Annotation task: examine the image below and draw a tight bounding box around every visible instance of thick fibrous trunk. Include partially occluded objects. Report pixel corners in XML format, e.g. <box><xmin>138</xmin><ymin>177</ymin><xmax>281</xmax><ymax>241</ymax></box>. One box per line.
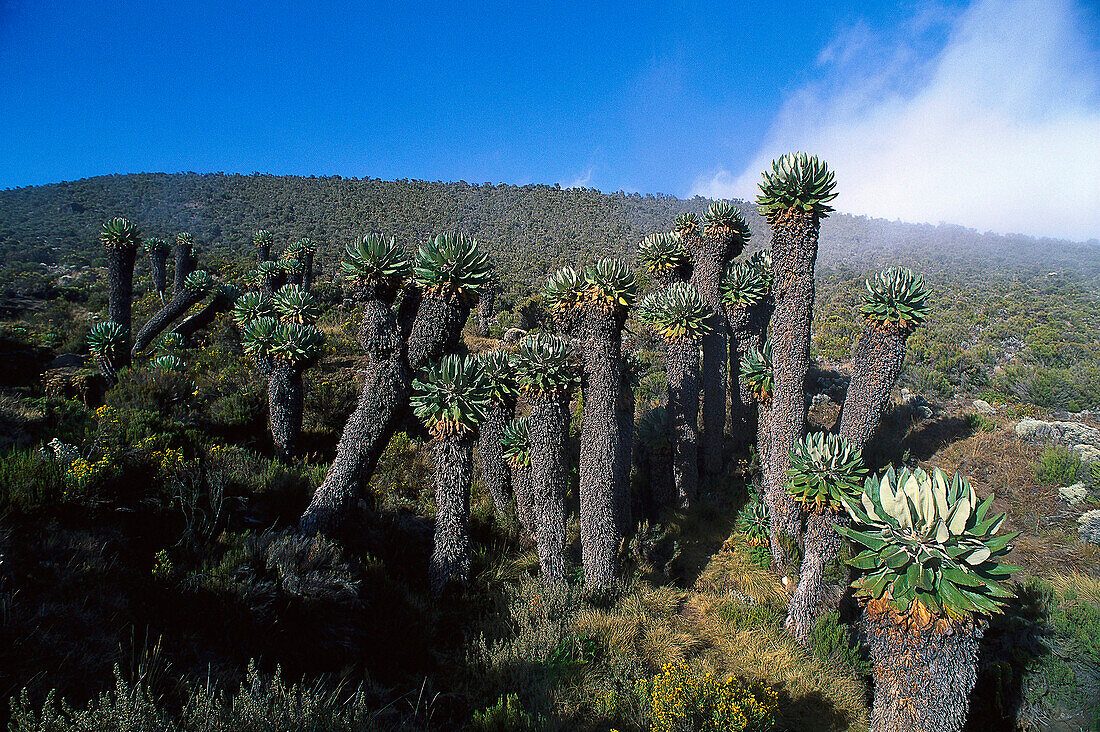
<box><xmin>172</xmin><ymin>242</ymin><xmax>194</xmax><ymax>292</ymax></box>
<box><xmin>172</xmin><ymin>291</ymin><xmax>232</xmax><ymax>343</ymax></box>
<box><xmin>528</xmin><ymin>396</ymin><xmax>571</xmax><ymax>584</ymax></box>
<box><xmin>300</xmin><ymin>293</ymin><xmax>472</xmax><ymax>535</ymax></box>
<box><xmin>302</xmin><ymin>252</ymin><xmax>314</xmax><ymax>291</ymax></box>
<box><xmin>758</xmin><ymin>401</ymin><xmax>799</xmax><ymax>569</ymax></box>
<box><xmin>839</xmin><ymin>325</ymin><xmax>911</xmax><ymax>450</ymax></box>
<box><xmin>863</xmin><ymin>609</ymin><xmax>985</xmax><ymax>732</ymax></box>
<box><xmin>666</xmin><ymin>337</ymin><xmax>701</xmax><ymax>508</ymax></box>
<box><xmin>132</xmin><ymin>287</ymin><xmax>206</xmax><ymax>356</ymax></box>
<box><xmin>687</xmin><ymin>233</ymin><xmax>733</xmax><ymax>477</ymax></box>
<box><xmin>268</xmin><ymin>363</ymin><xmax>303</xmax><ymax>461</ymax></box>
<box><xmin>766</xmin><ymin>210</ymin><xmax>819</xmax><ymax>553</ymax></box>
<box><xmin>479</xmin><ymin>401</ymin><xmax>514</xmax><ymax>519</ymax></box>
<box><xmin>614</xmin><ymin>371</ymin><xmax>635</xmax><ymax>535</ymax></box>
<box><xmin>430</xmin><ymin>435</ymin><xmax>473</xmax><ymax>594</ymax></box>
<box><xmin>726</xmin><ymin>306</ymin><xmax>753</xmax><ymax>452</ymax></box>
<box><xmin>106</xmin><ymin>247</ymin><xmax>137</xmax><ymax>368</ymax></box>
<box><xmin>148</xmin><ymin>250</ymin><xmax>168</xmax><ymax>303</ymax></box>
<box><xmin>579</xmin><ymin>307</ymin><xmax>628</xmax><ymax>591</ymax></box>
<box><xmin>476</xmin><ymin>289</ymin><xmax>495</xmax><ymax>337</ymax></box>
<box><xmin>786</xmin><ymin>508</ymin><xmax>847</xmax><ymax>643</ymax></box>
<box><xmin>95</xmin><ymin>355</ymin><xmax>118</xmax><ymax>384</ymax></box>
<box><xmin>510</xmin><ymin>463</ymin><xmax>537</xmax><ymax>540</ymax></box>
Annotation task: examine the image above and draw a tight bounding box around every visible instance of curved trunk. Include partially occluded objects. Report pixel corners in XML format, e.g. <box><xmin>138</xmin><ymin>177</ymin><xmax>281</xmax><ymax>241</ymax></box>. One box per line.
<box><xmin>106</xmin><ymin>247</ymin><xmax>137</xmax><ymax>369</ymax></box>
<box><xmin>300</xmin><ymin>293</ymin><xmax>470</xmax><ymax>535</ymax></box>
<box><xmin>95</xmin><ymin>354</ymin><xmax>118</xmax><ymax>384</ymax></box>
<box><xmin>786</xmin><ymin>508</ymin><xmax>847</xmax><ymax>643</ymax></box>
<box><xmin>132</xmin><ymin>287</ymin><xmax>206</xmax><ymax>356</ymax></box>
<box><xmin>147</xmin><ymin>250</ymin><xmax>168</xmax><ymax>303</ymax></box>
<box><xmin>302</xmin><ymin>252</ymin><xmax>314</xmax><ymax>292</ymax></box>
<box><xmin>839</xmin><ymin>324</ymin><xmax>911</xmax><ymax>450</ymax></box>
<box><xmin>666</xmin><ymin>337</ymin><xmax>701</xmax><ymax>508</ymax></box>
<box><xmin>766</xmin><ymin>210</ymin><xmax>819</xmax><ymax>551</ymax></box>
<box><xmin>268</xmin><ymin>362</ymin><xmax>303</xmax><ymax>461</ymax></box>
<box><xmin>510</xmin><ymin>462</ymin><xmax>537</xmax><ymax>540</ymax></box>
<box><xmin>863</xmin><ymin>608</ymin><xmax>985</xmax><ymax>732</ymax></box>
<box><xmin>172</xmin><ymin>241</ymin><xmax>195</xmax><ymax>292</ymax></box>
<box><xmin>528</xmin><ymin>395</ymin><xmax>571</xmax><ymax>584</ymax></box>
<box><xmin>579</xmin><ymin>307</ymin><xmax>627</xmax><ymax>591</ymax></box>
<box><xmin>478</xmin><ymin>401</ymin><xmax>514</xmax><ymax>519</ymax></box>
<box><xmin>172</xmin><ymin>291</ymin><xmax>232</xmax><ymax>343</ymax></box>
<box><xmin>687</xmin><ymin>233</ymin><xmax>731</xmax><ymax>478</ymax></box>
<box><xmin>430</xmin><ymin>434</ymin><xmax>474</xmax><ymax>594</ymax></box>
<box><xmin>476</xmin><ymin>289</ymin><xmax>495</xmax><ymax>337</ymax></box>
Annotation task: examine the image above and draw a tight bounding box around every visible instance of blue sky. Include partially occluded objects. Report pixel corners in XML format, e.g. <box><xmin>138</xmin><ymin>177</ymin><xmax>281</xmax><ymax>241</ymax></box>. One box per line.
<box><xmin>1</xmin><ymin>0</ymin><xmax>1098</xmax><ymax>240</ymax></box>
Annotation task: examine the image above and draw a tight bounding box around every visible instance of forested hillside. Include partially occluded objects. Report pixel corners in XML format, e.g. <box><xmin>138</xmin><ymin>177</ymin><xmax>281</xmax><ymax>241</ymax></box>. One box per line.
<box><xmin>2</xmin><ymin>173</ymin><xmax>1098</xmax><ymax>411</ymax></box>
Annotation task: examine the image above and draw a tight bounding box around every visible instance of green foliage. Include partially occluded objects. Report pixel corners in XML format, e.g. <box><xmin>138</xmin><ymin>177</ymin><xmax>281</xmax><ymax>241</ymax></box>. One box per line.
<box><xmin>720</xmin><ymin>261</ymin><xmax>768</xmax><ymax>309</ymax></box>
<box><xmin>477</xmin><ymin>349</ymin><xmax>517</xmax><ymax>404</ymax></box>
<box><xmin>240</xmin><ymin>317</ymin><xmax>280</xmax><ymax>360</ymax></box>
<box><xmin>1033</xmin><ymin>444</ymin><xmax>1082</xmax><ymax>486</ymax></box>
<box><xmin>142</xmin><ymin>236</ymin><xmax>170</xmax><ymax>254</ymax></box>
<box><xmin>0</xmin><ymin>448</ymin><xmax>66</xmax><ymax>513</ymax></box>
<box><xmin>638</xmin><ymin>232</ymin><xmax>688</xmax><ymax>276</ymax></box>
<box><xmin>469</xmin><ymin>694</ymin><xmax>536</xmax><ymax>731</ymax></box>
<box><xmin>837</xmin><ymin>467</ymin><xmax>1019</xmax><ymax>619</ymax></box>
<box><xmin>150</xmin><ymin>354</ymin><xmax>184</xmax><ymax>372</ymax></box>
<box><xmin>674</xmin><ymin>212</ymin><xmax>700</xmax><ymax>236</ymax></box>
<box><xmin>860</xmin><ymin>267</ymin><xmax>931</xmax><ymax>330</ymax></box>
<box><xmin>231</xmin><ymin>291</ymin><xmax>276</xmax><ymax>326</ymax></box>
<box><xmin>183</xmin><ymin>270</ymin><xmax>214</xmax><ymax>293</ymax></box>
<box><xmin>641</xmin><ymin>659</ymin><xmax>777</xmax><ymax>732</ymax></box>
<box><xmin>175</xmin><ymin>231</ymin><xmax>193</xmax><ymax>246</ymax></box>
<box><xmin>635</xmin><ymin>407</ymin><xmax>669</xmax><ymax>453</ymax></box>
<box><xmin>296</xmin><ymin>237</ymin><xmax>316</xmax><ymax>255</ymax></box>
<box><xmin>340</xmin><ymin>233</ymin><xmax>409</xmax><ymax>297</ymax></box>
<box><xmin>785</xmin><ymin>432</ymin><xmax>866</xmax><ymax>510</ymax></box>
<box><xmin>703</xmin><ymin>200</ymin><xmax>750</xmax><ymax>242</ymax></box>
<box><xmin>412</xmin><ymin>232</ymin><xmax>492</xmax><ymax>303</ymax></box>
<box><xmin>410</xmin><ymin>354</ymin><xmax>492</xmax><ymax>439</ymax></box>
<box><xmin>583</xmin><ymin>257</ymin><xmax>636</xmax><ymax>309</ymax></box>
<box><xmin>100</xmin><ymin>217</ymin><xmax>142</xmax><ymax>250</ymax></box>
<box><xmin>86</xmin><ymin>321</ymin><xmax>127</xmax><ymax>360</ymax></box>
<box><xmin>271</xmin><ymin>323</ymin><xmax>325</xmax><ymax>367</ymax></box>
<box><xmin>734</xmin><ymin>497</ymin><xmax>769</xmax><ymax>548</ymax></box>
<box><xmin>281</xmin><ymin>239</ymin><xmax>304</xmax><ymax>262</ymax></box>
<box><xmin>637</xmin><ymin>282</ymin><xmax>712</xmax><ymax>341</ymax></box>
<box><xmin>512</xmin><ymin>333</ymin><xmax>578</xmax><ymax>397</ymax></box>
<box><xmin>808</xmin><ymin>613</ymin><xmax>871</xmax><ymax>675</ymax></box>
<box><xmin>252</xmin><ymin>228</ymin><xmax>272</xmax><ymax>247</ymax></box>
<box><xmin>272</xmin><ymin>283</ymin><xmax>321</xmax><ymax>325</ymax></box>
<box><xmin>755</xmin><ymin>152</ymin><xmax>838</xmax><ymax>221</ymax></box>
<box><xmin>965</xmin><ymin>413</ymin><xmax>997</xmax><ymax>433</ymax></box>
<box><xmin>746</xmin><ymin>250</ymin><xmax>772</xmax><ymax>289</ymax></box>
<box><xmin>740</xmin><ymin>341</ymin><xmax>772</xmax><ymax>402</ymax></box>
<box><xmin>501</xmin><ymin>417</ymin><xmax>531</xmax><ymax>468</ymax></box>
<box><xmin>278</xmin><ymin>257</ymin><xmax>303</xmax><ymax>276</ymax></box>
<box><xmin>543</xmin><ymin>265</ymin><xmax>583</xmax><ymax>311</ymax></box>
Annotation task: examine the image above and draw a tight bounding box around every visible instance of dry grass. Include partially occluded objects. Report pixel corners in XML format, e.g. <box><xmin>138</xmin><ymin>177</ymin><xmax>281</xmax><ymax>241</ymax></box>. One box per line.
<box><xmin>1047</xmin><ymin>571</ymin><xmax>1100</xmax><ymax>608</ymax></box>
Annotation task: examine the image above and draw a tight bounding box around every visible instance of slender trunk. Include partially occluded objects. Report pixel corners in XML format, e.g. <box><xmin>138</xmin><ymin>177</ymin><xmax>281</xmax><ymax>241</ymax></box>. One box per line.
<box><xmin>300</xmin><ymin>293</ymin><xmax>471</xmax><ymax>535</ymax></box>
<box><xmin>148</xmin><ymin>250</ymin><xmax>168</xmax><ymax>303</ymax></box>
<box><xmin>479</xmin><ymin>401</ymin><xmax>514</xmax><ymax>520</ymax></box>
<box><xmin>528</xmin><ymin>395</ymin><xmax>571</xmax><ymax>584</ymax></box>
<box><xmin>430</xmin><ymin>435</ymin><xmax>473</xmax><ymax>594</ymax></box>
<box><xmin>172</xmin><ymin>291</ymin><xmax>232</xmax><ymax>343</ymax></box>
<box><xmin>131</xmin><ymin>287</ymin><xmax>207</xmax><ymax>356</ymax></box>
<box><xmin>838</xmin><ymin>325</ymin><xmax>911</xmax><ymax>450</ymax></box>
<box><xmin>302</xmin><ymin>252</ymin><xmax>314</xmax><ymax>292</ymax></box>
<box><xmin>172</xmin><ymin>241</ymin><xmax>194</xmax><ymax>292</ymax></box>
<box><xmin>688</xmin><ymin>236</ymin><xmax>728</xmax><ymax>478</ymax></box>
<box><xmin>476</xmin><ymin>289</ymin><xmax>495</xmax><ymax>337</ymax></box>
<box><xmin>268</xmin><ymin>363</ymin><xmax>303</xmax><ymax>461</ymax></box>
<box><xmin>95</xmin><ymin>355</ymin><xmax>118</xmax><ymax>385</ymax></box>
<box><xmin>863</xmin><ymin>608</ymin><xmax>985</xmax><ymax>732</ymax></box>
<box><xmin>579</xmin><ymin>307</ymin><xmax>627</xmax><ymax>591</ymax></box>
<box><xmin>726</xmin><ymin>305</ymin><xmax>752</xmax><ymax>453</ymax></box>
<box><xmin>666</xmin><ymin>337</ymin><xmax>701</xmax><ymax>508</ymax></box>
<box><xmin>766</xmin><ymin>211</ymin><xmax>819</xmax><ymax>551</ymax></box>
<box><xmin>257</xmin><ymin>244</ymin><xmax>270</xmax><ymax>266</ymax></box>
<box><xmin>786</xmin><ymin>508</ymin><xmax>847</xmax><ymax>643</ymax></box>
<box><xmin>510</xmin><ymin>462</ymin><xmax>537</xmax><ymax>540</ymax></box>
<box><xmin>106</xmin><ymin>247</ymin><xmax>137</xmax><ymax>369</ymax></box>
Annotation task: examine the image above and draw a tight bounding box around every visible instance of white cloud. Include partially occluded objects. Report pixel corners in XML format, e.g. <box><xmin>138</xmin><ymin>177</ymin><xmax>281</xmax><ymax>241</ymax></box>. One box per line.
<box><xmin>693</xmin><ymin>0</ymin><xmax>1100</xmax><ymax>241</ymax></box>
<box><xmin>566</xmin><ymin>166</ymin><xmax>595</xmax><ymax>189</ymax></box>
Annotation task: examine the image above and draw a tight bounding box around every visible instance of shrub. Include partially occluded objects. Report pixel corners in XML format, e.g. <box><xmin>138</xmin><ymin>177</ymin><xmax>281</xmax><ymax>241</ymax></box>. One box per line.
<box><xmin>1034</xmin><ymin>444</ymin><xmax>1082</xmax><ymax>486</ymax></box>
<box><xmin>469</xmin><ymin>693</ymin><xmax>536</xmax><ymax>731</ymax></box>
<box><xmin>640</xmin><ymin>659</ymin><xmax>777</xmax><ymax>732</ymax></box>
<box><xmin>965</xmin><ymin>413</ymin><xmax>997</xmax><ymax>433</ymax></box>
<box><xmin>807</xmin><ymin>613</ymin><xmax>870</xmax><ymax>675</ymax></box>
<box><xmin>0</xmin><ymin>448</ymin><xmax>65</xmax><ymax>512</ymax></box>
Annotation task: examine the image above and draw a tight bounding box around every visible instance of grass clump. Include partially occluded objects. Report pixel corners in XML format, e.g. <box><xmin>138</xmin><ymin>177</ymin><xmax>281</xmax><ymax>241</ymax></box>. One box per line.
<box><xmin>1034</xmin><ymin>444</ymin><xmax>1082</xmax><ymax>486</ymax></box>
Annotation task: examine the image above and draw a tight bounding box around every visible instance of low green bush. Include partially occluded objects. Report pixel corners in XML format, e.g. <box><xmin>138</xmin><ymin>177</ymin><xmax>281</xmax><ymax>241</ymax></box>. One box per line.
<box><xmin>1034</xmin><ymin>444</ymin><xmax>1082</xmax><ymax>486</ymax></box>
<box><xmin>0</xmin><ymin>448</ymin><xmax>65</xmax><ymax>512</ymax></box>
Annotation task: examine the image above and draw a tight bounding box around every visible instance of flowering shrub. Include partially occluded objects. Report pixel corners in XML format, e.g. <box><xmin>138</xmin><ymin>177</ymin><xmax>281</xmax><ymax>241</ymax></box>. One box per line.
<box><xmin>640</xmin><ymin>660</ymin><xmax>776</xmax><ymax>732</ymax></box>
